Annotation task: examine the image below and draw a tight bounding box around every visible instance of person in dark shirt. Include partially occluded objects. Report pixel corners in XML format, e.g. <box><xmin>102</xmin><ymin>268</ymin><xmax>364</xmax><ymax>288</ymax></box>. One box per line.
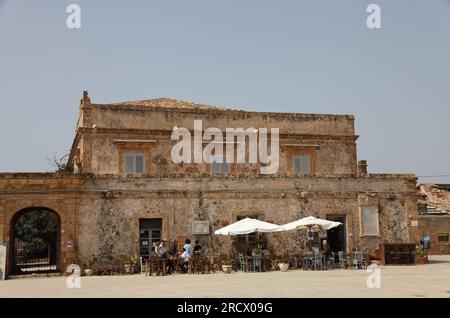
<box><xmin>194</xmin><ymin>240</ymin><xmax>202</xmax><ymax>254</ymax></box>
<box><xmin>165</xmin><ymin>250</ymin><xmax>175</xmax><ymax>275</ymax></box>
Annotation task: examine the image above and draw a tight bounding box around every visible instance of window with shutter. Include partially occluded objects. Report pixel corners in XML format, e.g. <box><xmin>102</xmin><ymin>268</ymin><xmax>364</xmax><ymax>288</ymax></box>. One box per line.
<box><xmin>211</xmin><ymin>155</ymin><xmax>231</xmax><ymax>174</ymax></box>
<box><xmin>292</xmin><ymin>155</ymin><xmax>311</xmax><ymax>173</ymax></box>
<box><xmin>124</xmin><ymin>153</ymin><xmax>146</xmax><ymax>174</ymax></box>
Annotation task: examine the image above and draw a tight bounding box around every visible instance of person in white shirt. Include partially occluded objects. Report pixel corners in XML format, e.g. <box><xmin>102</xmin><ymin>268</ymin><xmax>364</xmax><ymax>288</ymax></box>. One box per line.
<box><xmin>183</xmin><ymin>238</ymin><xmax>194</xmax><ymax>258</ymax></box>
<box><xmin>180</xmin><ymin>248</ymin><xmax>191</xmax><ymax>273</ymax></box>
<box><xmin>156</xmin><ymin>240</ymin><xmax>167</xmax><ymax>257</ymax></box>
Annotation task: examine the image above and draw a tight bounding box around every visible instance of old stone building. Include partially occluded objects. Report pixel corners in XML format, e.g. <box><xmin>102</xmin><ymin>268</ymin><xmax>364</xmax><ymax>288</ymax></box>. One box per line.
<box><xmin>0</xmin><ymin>91</ymin><xmax>420</xmax><ymax>276</ymax></box>
<box><xmin>418</xmin><ymin>184</ymin><xmax>450</xmax><ymax>254</ymax></box>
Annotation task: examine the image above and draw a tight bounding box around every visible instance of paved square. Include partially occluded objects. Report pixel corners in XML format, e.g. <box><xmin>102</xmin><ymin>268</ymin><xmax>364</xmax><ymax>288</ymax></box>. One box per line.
<box><xmin>1</xmin><ymin>256</ymin><xmax>449</xmax><ymax>298</ymax></box>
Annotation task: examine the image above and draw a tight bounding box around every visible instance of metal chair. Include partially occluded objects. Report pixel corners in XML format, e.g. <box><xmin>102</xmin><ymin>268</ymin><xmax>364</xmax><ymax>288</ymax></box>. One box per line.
<box><xmin>191</xmin><ymin>254</ymin><xmax>205</xmax><ymax>274</ymax></box>
<box><xmin>140</xmin><ymin>257</ymin><xmax>147</xmax><ymax>275</ymax></box>
<box><xmin>147</xmin><ymin>256</ymin><xmax>162</xmax><ymax>276</ymax></box>
<box><xmin>96</xmin><ymin>259</ymin><xmax>113</xmax><ymax>276</ymax></box>
<box><xmin>252</xmin><ymin>254</ymin><xmax>262</xmax><ymax>272</ymax></box>
<box><xmin>302</xmin><ymin>255</ymin><xmax>312</xmax><ymax>270</ymax></box>
<box><xmin>337</xmin><ymin>251</ymin><xmax>347</xmax><ymax>269</ymax></box>
<box><xmin>352</xmin><ymin>251</ymin><xmax>364</xmax><ymax>269</ymax></box>
<box><xmin>238</xmin><ymin>253</ymin><xmax>249</xmax><ymax>272</ymax></box>
<box><xmin>326</xmin><ymin>252</ymin><xmax>336</xmax><ymax>269</ymax></box>
<box><xmin>311</xmin><ymin>252</ymin><xmax>323</xmax><ymax>271</ymax></box>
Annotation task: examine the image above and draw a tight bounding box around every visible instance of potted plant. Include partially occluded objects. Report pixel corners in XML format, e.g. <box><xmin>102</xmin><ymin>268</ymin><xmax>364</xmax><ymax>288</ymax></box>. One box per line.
<box><xmin>222</xmin><ymin>259</ymin><xmax>233</xmax><ymax>273</ymax></box>
<box><xmin>368</xmin><ymin>254</ymin><xmax>381</xmax><ymax>265</ymax></box>
<box><xmin>84</xmin><ymin>257</ymin><xmax>96</xmax><ymax>276</ymax></box>
<box><xmin>416</xmin><ymin>247</ymin><xmax>429</xmax><ymax>265</ymax></box>
<box><xmin>252</xmin><ymin>247</ymin><xmax>262</xmax><ymax>256</ymax></box>
<box><xmin>276</xmin><ymin>256</ymin><xmax>290</xmax><ymax>272</ymax></box>
<box><xmin>122</xmin><ymin>255</ymin><xmax>138</xmax><ymax>274</ymax></box>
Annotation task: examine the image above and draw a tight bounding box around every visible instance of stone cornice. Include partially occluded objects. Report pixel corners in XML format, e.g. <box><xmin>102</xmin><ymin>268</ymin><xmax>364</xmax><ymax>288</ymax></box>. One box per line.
<box><xmin>0</xmin><ymin>172</ymin><xmax>416</xmax><ymax>181</ymax></box>
<box><xmin>75</xmin><ymin>127</ymin><xmax>359</xmax><ymax>142</ymax></box>
<box><xmin>91</xmin><ymin>103</ymin><xmax>355</xmax><ymax>121</ymax></box>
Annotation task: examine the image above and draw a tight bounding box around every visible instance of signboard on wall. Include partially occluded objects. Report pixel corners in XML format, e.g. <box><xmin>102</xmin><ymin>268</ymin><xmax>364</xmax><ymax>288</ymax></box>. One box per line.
<box><xmin>0</xmin><ymin>243</ymin><xmax>6</xmax><ymax>281</ymax></box>
<box><xmin>192</xmin><ymin>221</ymin><xmax>210</xmax><ymax>235</ymax></box>
<box><xmin>360</xmin><ymin>206</ymin><xmax>380</xmax><ymax>236</ymax></box>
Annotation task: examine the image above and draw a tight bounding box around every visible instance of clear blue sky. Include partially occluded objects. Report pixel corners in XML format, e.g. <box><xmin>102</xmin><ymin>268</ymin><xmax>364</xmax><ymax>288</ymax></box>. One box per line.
<box><xmin>1</xmin><ymin>0</ymin><xmax>449</xmax><ymax>183</ymax></box>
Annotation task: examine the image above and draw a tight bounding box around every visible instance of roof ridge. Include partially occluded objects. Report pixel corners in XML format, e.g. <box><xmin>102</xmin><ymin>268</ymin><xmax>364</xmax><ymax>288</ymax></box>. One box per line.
<box><xmin>111</xmin><ymin>97</ymin><xmax>236</xmax><ymax>110</ymax></box>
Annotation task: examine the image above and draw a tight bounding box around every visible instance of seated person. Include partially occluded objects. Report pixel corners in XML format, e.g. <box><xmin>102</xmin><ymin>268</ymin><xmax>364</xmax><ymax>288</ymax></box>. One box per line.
<box><xmin>304</xmin><ymin>242</ymin><xmax>314</xmax><ymax>256</ymax></box>
<box><xmin>149</xmin><ymin>242</ymin><xmax>159</xmax><ymax>257</ymax></box>
<box><xmin>156</xmin><ymin>240</ymin><xmax>168</xmax><ymax>258</ymax></box>
<box><xmin>322</xmin><ymin>242</ymin><xmax>331</xmax><ymax>259</ymax></box>
<box><xmin>165</xmin><ymin>251</ymin><xmax>175</xmax><ymax>275</ymax></box>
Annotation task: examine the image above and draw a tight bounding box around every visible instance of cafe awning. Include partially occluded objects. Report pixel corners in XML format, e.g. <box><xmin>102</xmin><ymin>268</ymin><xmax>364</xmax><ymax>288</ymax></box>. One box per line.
<box><xmin>280</xmin><ymin>216</ymin><xmax>342</xmax><ymax>231</ymax></box>
<box><xmin>214</xmin><ymin>217</ymin><xmax>282</xmax><ymax>235</ymax></box>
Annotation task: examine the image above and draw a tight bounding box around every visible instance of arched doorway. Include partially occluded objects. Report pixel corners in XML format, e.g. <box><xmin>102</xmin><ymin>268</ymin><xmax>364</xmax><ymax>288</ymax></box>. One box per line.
<box><xmin>9</xmin><ymin>208</ymin><xmax>61</xmax><ymax>275</ymax></box>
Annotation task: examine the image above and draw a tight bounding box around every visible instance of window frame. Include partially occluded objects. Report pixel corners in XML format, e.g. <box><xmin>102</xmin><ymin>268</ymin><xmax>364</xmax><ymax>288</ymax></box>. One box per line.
<box><xmin>284</xmin><ymin>146</ymin><xmax>317</xmax><ymax>175</ymax></box>
<box><xmin>124</xmin><ymin>152</ymin><xmax>147</xmax><ymax>174</ymax></box>
<box><xmin>210</xmin><ymin>154</ymin><xmax>232</xmax><ymax>174</ymax></box>
<box><xmin>116</xmin><ymin>142</ymin><xmax>152</xmax><ymax>176</ymax></box>
<box><xmin>438</xmin><ymin>233</ymin><xmax>449</xmax><ymax>243</ymax></box>
<box><xmin>292</xmin><ymin>155</ymin><xmax>312</xmax><ymax>174</ymax></box>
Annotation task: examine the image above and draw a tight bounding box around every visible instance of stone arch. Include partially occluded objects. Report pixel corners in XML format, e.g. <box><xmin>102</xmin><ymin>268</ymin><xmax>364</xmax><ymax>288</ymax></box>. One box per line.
<box><xmin>8</xmin><ymin>207</ymin><xmax>61</xmax><ymax>275</ymax></box>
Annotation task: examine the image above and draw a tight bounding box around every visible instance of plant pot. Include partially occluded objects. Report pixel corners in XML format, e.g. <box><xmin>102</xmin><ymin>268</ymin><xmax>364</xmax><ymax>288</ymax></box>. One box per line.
<box><xmin>370</xmin><ymin>260</ymin><xmax>381</xmax><ymax>266</ymax></box>
<box><xmin>124</xmin><ymin>264</ymin><xmax>133</xmax><ymax>273</ymax></box>
<box><xmin>278</xmin><ymin>263</ymin><xmax>289</xmax><ymax>272</ymax></box>
<box><xmin>84</xmin><ymin>269</ymin><xmax>93</xmax><ymax>276</ymax></box>
<box><xmin>416</xmin><ymin>256</ymin><xmax>429</xmax><ymax>265</ymax></box>
<box><xmin>222</xmin><ymin>265</ymin><xmax>232</xmax><ymax>274</ymax></box>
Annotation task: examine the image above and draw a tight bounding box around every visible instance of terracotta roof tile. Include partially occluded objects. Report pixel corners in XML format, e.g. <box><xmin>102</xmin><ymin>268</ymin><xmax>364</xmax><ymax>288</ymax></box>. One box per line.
<box><xmin>112</xmin><ymin>98</ymin><xmax>236</xmax><ymax>111</ymax></box>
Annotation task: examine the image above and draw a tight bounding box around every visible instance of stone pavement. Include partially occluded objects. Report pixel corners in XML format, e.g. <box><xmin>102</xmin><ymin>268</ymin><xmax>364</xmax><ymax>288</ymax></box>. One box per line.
<box><xmin>1</xmin><ymin>256</ymin><xmax>449</xmax><ymax>298</ymax></box>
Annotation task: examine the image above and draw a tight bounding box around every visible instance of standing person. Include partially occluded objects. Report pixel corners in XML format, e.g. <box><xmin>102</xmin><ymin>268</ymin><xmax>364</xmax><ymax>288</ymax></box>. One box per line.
<box><xmin>180</xmin><ymin>248</ymin><xmax>191</xmax><ymax>273</ymax></box>
<box><xmin>422</xmin><ymin>232</ymin><xmax>431</xmax><ymax>253</ymax></box>
<box><xmin>183</xmin><ymin>238</ymin><xmax>194</xmax><ymax>258</ymax></box>
<box><xmin>194</xmin><ymin>240</ymin><xmax>202</xmax><ymax>254</ymax></box>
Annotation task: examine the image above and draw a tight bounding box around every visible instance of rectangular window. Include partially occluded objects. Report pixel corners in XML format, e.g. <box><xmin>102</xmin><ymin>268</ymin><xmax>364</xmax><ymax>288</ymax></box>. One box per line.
<box><xmin>292</xmin><ymin>155</ymin><xmax>311</xmax><ymax>173</ymax></box>
<box><xmin>360</xmin><ymin>206</ymin><xmax>380</xmax><ymax>236</ymax></box>
<box><xmin>211</xmin><ymin>155</ymin><xmax>231</xmax><ymax>174</ymax></box>
<box><xmin>438</xmin><ymin>233</ymin><xmax>449</xmax><ymax>243</ymax></box>
<box><xmin>124</xmin><ymin>153</ymin><xmax>146</xmax><ymax>174</ymax></box>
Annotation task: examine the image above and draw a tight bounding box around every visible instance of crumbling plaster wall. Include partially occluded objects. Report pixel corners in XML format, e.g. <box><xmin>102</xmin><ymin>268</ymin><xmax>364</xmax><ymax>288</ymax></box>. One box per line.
<box><xmin>86</xmin><ymin>132</ymin><xmax>357</xmax><ymax>176</ymax></box>
<box><xmin>75</xmin><ymin>175</ymin><xmax>416</xmax><ymax>266</ymax></box>
<box><xmin>90</xmin><ymin>105</ymin><xmax>355</xmax><ymax>135</ymax></box>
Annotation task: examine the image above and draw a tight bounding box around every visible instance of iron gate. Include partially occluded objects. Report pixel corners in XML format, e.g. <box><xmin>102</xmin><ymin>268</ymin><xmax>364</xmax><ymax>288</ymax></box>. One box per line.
<box><xmin>11</xmin><ymin>208</ymin><xmax>60</xmax><ymax>275</ymax></box>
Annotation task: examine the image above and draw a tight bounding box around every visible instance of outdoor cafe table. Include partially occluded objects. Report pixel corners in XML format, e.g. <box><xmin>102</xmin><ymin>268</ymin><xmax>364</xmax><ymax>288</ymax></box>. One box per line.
<box><xmin>147</xmin><ymin>257</ymin><xmax>168</xmax><ymax>275</ymax></box>
<box><xmin>246</xmin><ymin>255</ymin><xmax>269</xmax><ymax>272</ymax></box>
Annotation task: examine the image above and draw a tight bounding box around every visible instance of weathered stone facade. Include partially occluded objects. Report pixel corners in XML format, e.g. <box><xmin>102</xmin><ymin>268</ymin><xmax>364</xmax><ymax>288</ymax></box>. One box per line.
<box><xmin>417</xmin><ymin>184</ymin><xmax>450</xmax><ymax>254</ymax></box>
<box><xmin>0</xmin><ymin>91</ymin><xmax>420</xmax><ymax>275</ymax></box>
